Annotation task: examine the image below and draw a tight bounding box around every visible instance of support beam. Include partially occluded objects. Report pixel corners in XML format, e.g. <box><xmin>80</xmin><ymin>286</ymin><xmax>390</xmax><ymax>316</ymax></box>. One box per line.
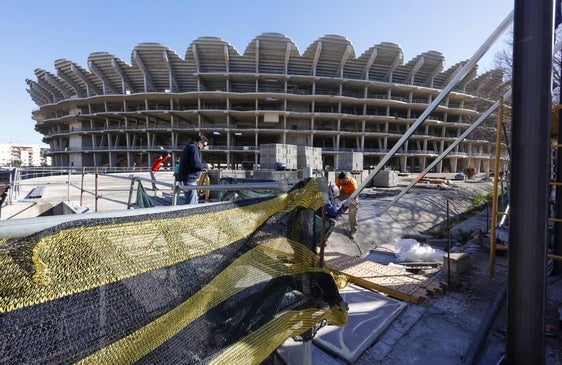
<box><xmin>223</xmin><ymin>45</ymin><xmax>230</xmax><ymax>73</ymax></box>
<box><xmin>29</xmin><ymin>80</ymin><xmax>54</xmax><ymax>102</ymax></box>
<box><xmin>192</xmin><ymin>44</ymin><xmax>201</xmax><ymax>91</ymax></box>
<box><xmin>255</xmin><ymin>39</ymin><xmax>260</xmax><ymax>73</ymax></box>
<box><xmin>26</xmin><ymin>87</ymin><xmax>48</xmax><ymax>105</ymax></box>
<box><xmin>406</xmin><ymin>56</ymin><xmax>425</xmax><ymax>85</ymax></box>
<box><xmin>111</xmin><ymin>58</ymin><xmax>134</xmax><ymax>94</ymax></box>
<box><xmin>311</xmin><ymin>41</ymin><xmax>322</xmax><ymax>76</ymax></box>
<box><xmin>70</xmin><ymin>64</ymin><xmax>102</xmax><ymax>96</ymax></box>
<box><xmin>337</xmin><ymin>45</ymin><xmax>353</xmax><ymax>78</ymax></box>
<box><xmin>89</xmin><ymin>61</ymin><xmax>119</xmax><ymax>94</ymax></box>
<box><xmin>362</xmin><ymin>48</ymin><xmax>378</xmax><ymax>80</ymax></box>
<box><xmin>445</xmin><ymin>63</ymin><xmax>464</xmax><ymax>86</ymax></box>
<box><xmin>26</xmin><ymin>81</ymin><xmax>51</xmax><ymax>103</ymax></box>
<box><xmin>384</xmin><ymin>52</ymin><xmax>403</xmax><ymax>82</ymax></box>
<box><xmin>192</xmin><ymin>44</ymin><xmax>200</xmax><ymax>72</ymax></box>
<box><xmin>36</xmin><ymin>78</ymin><xmax>60</xmax><ymax>102</ymax></box>
<box><xmin>133</xmin><ymin>50</ymin><xmax>157</xmax><ymax>92</ymax></box>
<box><xmin>163</xmin><ymin>50</ymin><xmax>180</xmax><ymax>93</ymax></box>
<box><xmin>44</xmin><ymin>73</ymin><xmax>70</xmax><ymax>98</ymax></box>
<box><xmin>284</xmin><ymin>42</ymin><xmax>292</xmax><ymax>74</ymax></box>
<box><xmin>426</xmin><ymin>60</ymin><xmax>444</xmax><ymax>87</ymax></box>
<box><xmin>57</xmin><ymin>68</ymin><xmax>84</xmax><ymax>98</ymax></box>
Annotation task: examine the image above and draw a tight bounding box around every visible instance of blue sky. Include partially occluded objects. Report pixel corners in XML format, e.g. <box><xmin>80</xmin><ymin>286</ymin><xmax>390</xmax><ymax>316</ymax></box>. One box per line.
<box><xmin>0</xmin><ymin>0</ymin><xmax>513</xmax><ymax>145</ymax></box>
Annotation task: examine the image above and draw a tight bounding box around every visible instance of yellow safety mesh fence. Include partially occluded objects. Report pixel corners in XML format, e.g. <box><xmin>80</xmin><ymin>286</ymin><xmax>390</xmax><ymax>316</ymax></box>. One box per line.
<box><xmin>211</xmin><ymin>306</ymin><xmax>348</xmax><ymax>365</ymax></box>
<box><xmin>0</xmin><ymin>177</ymin><xmax>346</xmax><ymax>364</ymax></box>
<box><xmin>77</xmin><ymin>238</ymin><xmax>345</xmax><ymax>365</ymax></box>
<box><xmin>0</xmin><ymin>177</ymin><xmax>324</xmax><ymax>314</ymax></box>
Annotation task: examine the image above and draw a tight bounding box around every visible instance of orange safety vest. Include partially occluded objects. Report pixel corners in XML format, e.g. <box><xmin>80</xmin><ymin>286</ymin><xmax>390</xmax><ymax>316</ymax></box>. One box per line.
<box><xmin>335</xmin><ymin>177</ymin><xmax>358</xmax><ymax>196</ymax></box>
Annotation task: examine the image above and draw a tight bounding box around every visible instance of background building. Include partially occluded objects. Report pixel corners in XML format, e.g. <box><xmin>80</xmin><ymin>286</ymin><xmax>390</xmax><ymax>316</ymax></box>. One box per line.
<box><xmin>0</xmin><ymin>143</ymin><xmax>50</xmax><ymax>167</ymax></box>
<box><xmin>26</xmin><ymin>33</ymin><xmax>507</xmax><ymax>172</ymax></box>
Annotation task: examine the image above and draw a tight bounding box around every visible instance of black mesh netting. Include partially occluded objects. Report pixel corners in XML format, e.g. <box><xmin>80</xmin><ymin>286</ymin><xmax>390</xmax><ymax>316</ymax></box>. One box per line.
<box><xmin>0</xmin><ymin>178</ymin><xmax>347</xmax><ymax>364</ymax></box>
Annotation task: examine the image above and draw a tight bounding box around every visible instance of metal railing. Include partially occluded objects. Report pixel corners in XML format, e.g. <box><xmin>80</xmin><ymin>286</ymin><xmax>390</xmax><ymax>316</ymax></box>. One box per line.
<box><xmin>1</xmin><ymin>167</ymin><xmax>286</xmax><ymax>226</ymax></box>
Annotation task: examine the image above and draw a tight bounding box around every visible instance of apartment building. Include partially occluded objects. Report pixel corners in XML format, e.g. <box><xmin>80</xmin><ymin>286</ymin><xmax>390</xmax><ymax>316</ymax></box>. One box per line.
<box><xmin>0</xmin><ymin>143</ymin><xmax>49</xmax><ymax>167</ymax></box>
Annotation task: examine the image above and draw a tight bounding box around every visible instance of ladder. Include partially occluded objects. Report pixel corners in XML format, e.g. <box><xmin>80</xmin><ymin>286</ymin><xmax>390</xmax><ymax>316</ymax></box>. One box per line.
<box><xmin>548</xmin><ymin>104</ymin><xmax>562</xmax><ymax>268</ymax></box>
<box><xmin>489</xmin><ymin>102</ymin><xmax>562</xmax><ymax>275</ymax></box>
<box><xmin>489</xmin><ymin>97</ymin><xmax>511</xmax><ymax>275</ymax></box>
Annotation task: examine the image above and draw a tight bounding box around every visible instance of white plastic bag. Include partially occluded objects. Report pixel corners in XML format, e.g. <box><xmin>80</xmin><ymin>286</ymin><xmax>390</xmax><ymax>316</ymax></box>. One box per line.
<box><xmin>394</xmin><ymin>238</ymin><xmax>445</xmax><ymax>262</ymax></box>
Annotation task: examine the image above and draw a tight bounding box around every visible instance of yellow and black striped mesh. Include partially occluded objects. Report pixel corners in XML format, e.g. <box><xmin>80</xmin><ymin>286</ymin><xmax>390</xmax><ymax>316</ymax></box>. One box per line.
<box><xmin>0</xmin><ymin>177</ymin><xmax>347</xmax><ymax>364</ymax></box>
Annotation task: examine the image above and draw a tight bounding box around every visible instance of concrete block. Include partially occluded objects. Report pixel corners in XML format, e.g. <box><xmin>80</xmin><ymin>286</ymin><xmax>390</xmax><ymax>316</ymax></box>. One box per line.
<box><xmin>443</xmin><ymin>252</ymin><xmax>471</xmax><ymax>276</ymax></box>
<box><xmin>372</xmin><ymin>170</ymin><xmax>398</xmax><ymax>187</ymax></box>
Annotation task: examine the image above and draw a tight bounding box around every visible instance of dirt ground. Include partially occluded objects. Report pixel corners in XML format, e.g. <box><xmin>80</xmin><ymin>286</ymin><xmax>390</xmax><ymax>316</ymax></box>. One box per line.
<box><xmin>477</xmin><ymin>263</ymin><xmax>562</xmax><ymax>364</ymax></box>
<box><xmin>350</xmin><ymin>176</ymin><xmax>562</xmax><ymax>364</ymax></box>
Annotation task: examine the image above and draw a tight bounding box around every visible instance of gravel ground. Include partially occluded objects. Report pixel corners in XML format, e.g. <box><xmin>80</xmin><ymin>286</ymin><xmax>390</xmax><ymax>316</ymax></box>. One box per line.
<box><xmin>325</xmin><ymin>174</ymin><xmax>562</xmax><ymax>364</ymax></box>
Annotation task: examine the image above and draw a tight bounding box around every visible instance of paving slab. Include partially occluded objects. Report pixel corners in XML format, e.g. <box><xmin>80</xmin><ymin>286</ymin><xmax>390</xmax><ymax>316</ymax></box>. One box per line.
<box><xmin>276</xmin><ymin>339</ymin><xmax>344</xmax><ymax>365</ymax></box>
<box><xmin>277</xmin><ymin>284</ymin><xmax>405</xmax><ymax>364</ymax></box>
<box><xmin>313</xmin><ymin>284</ymin><xmax>406</xmax><ymax>363</ymax></box>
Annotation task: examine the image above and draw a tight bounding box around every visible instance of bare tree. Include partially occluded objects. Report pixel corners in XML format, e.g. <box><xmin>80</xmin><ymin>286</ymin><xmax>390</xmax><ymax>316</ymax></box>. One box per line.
<box><xmin>494</xmin><ymin>45</ymin><xmax>512</xmax><ymax>87</ymax></box>
<box><xmin>493</xmin><ymin>27</ymin><xmax>562</xmax><ymax>102</ymax></box>
<box><xmin>553</xmin><ymin>28</ymin><xmax>562</xmax><ymax>102</ymax></box>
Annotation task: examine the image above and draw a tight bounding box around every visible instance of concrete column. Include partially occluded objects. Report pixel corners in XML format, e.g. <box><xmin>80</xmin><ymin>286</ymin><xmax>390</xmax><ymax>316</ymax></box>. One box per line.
<box><xmin>399</xmin><ymin>156</ymin><xmax>407</xmax><ymax>172</ymax></box>
<box><xmin>450</xmin><ymin>157</ymin><xmax>458</xmax><ymax>173</ymax></box>
<box><xmin>476</xmin><ymin>158</ymin><xmax>482</xmax><ymax>173</ymax></box>
<box><xmin>419</xmin><ymin>156</ymin><xmax>427</xmax><ymax>171</ymax></box>
<box><xmin>435</xmin><ymin>160</ymin><xmax>443</xmax><ymax>174</ymax></box>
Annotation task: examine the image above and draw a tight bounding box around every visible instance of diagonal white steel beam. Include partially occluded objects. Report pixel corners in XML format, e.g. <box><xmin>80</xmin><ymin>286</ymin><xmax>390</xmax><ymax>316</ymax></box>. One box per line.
<box><xmin>344</xmin><ymin>10</ymin><xmax>515</xmax><ymax>204</ymax></box>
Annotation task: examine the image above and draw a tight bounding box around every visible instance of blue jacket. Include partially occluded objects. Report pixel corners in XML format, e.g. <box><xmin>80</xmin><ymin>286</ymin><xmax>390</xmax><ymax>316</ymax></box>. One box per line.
<box><xmin>315</xmin><ymin>202</ymin><xmax>342</xmax><ymax>219</ymax></box>
<box><xmin>177</xmin><ymin>141</ymin><xmax>206</xmax><ymax>181</ymax></box>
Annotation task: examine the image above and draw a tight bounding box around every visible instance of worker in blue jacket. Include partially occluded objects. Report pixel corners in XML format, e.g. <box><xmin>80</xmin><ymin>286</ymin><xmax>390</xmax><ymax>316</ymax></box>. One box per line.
<box><xmin>177</xmin><ymin>135</ymin><xmax>211</xmax><ymax>204</ymax></box>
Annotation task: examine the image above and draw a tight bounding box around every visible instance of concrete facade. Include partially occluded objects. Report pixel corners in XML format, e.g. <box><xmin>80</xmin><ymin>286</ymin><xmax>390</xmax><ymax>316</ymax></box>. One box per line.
<box><xmin>27</xmin><ymin>34</ymin><xmax>507</xmax><ymax>171</ymax></box>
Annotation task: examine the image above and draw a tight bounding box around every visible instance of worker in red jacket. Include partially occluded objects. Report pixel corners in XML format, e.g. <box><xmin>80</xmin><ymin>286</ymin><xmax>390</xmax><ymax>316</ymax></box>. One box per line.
<box><xmin>150</xmin><ymin>153</ymin><xmax>171</xmax><ymax>190</ymax></box>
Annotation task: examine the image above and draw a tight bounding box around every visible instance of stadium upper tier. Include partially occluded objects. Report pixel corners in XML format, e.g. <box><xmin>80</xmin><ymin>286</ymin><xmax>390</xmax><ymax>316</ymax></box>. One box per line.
<box><xmin>27</xmin><ymin>33</ymin><xmax>508</xmax><ymax>172</ymax></box>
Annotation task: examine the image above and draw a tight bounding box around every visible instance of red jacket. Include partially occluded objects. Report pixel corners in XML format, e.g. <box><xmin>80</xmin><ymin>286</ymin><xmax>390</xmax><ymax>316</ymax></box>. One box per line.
<box><xmin>151</xmin><ymin>155</ymin><xmax>171</xmax><ymax>172</ymax></box>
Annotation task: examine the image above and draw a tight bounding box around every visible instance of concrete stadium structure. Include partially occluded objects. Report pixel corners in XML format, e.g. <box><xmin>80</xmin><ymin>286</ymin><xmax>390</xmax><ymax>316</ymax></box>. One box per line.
<box><xmin>26</xmin><ymin>33</ymin><xmax>507</xmax><ymax>172</ymax></box>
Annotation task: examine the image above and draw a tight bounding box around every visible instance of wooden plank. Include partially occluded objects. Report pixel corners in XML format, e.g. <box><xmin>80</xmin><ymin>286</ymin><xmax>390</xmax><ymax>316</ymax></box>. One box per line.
<box><xmin>326</xmin><ymin>254</ymin><xmax>446</xmax><ymax>304</ymax></box>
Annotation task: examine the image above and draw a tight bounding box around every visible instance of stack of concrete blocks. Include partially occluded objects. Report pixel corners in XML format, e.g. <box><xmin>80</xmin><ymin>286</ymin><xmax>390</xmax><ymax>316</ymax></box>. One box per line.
<box><xmin>338</xmin><ymin>152</ymin><xmax>363</xmax><ymax>172</ymax></box>
<box><xmin>371</xmin><ymin>170</ymin><xmax>399</xmax><ymax>188</ymax></box>
<box><xmin>260</xmin><ymin>144</ymin><xmax>297</xmax><ymax>170</ymax></box>
<box><xmin>296</xmin><ymin>146</ymin><xmax>323</xmax><ymax>170</ymax></box>
<box><xmin>253</xmin><ymin>170</ymin><xmax>300</xmax><ymax>185</ymax></box>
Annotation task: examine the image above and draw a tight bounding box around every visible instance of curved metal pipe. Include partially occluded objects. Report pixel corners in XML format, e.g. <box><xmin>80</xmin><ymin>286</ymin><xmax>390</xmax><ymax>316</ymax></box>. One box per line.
<box><xmin>462</xmin><ymin>286</ymin><xmax>507</xmax><ymax>365</ymax></box>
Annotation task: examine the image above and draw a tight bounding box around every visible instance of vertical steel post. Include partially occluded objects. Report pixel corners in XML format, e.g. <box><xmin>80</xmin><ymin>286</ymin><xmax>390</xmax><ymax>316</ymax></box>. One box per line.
<box><xmin>490</xmin><ymin>99</ymin><xmax>505</xmax><ymax>276</ymax></box>
<box><xmin>556</xmin><ymin>106</ymin><xmax>562</xmax><ymax>273</ymax></box>
<box><xmin>508</xmin><ymin>0</ymin><xmax>553</xmax><ymax>363</ymax></box>
<box><xmin>555</xmin><ymin>6</ymin><xmax>562</xmax><ymax>274</ymax></box>
<box><xmin>80</xmin><ymin>167</ymin><xmax>85</xmax><ymax>206</ymax></box>
<box><xmin>127</xmin><ymin>177</ymin><xmax>136</xmax><ymax>210</ymax></box>
<box><xmin>447</xmin><ymin>200</ymin><xmax>451</xmax><ymax>287</ymax></box>
<box><xmin>66</xmin><ymin>169</ymin><xmax>71</xmax><ymax>202</ymax></box>
<box><xmin>95</xmin><ymin>167</ymin><xmax>99</xmax><ymax>212</ymax></box>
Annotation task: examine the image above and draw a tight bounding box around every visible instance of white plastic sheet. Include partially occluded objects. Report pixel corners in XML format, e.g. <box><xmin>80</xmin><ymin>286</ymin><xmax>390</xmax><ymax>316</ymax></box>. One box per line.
<box><xmin>394</xmin><ymin>238</ymin><xmax>445</xmax><ymax>262</ymax></box>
